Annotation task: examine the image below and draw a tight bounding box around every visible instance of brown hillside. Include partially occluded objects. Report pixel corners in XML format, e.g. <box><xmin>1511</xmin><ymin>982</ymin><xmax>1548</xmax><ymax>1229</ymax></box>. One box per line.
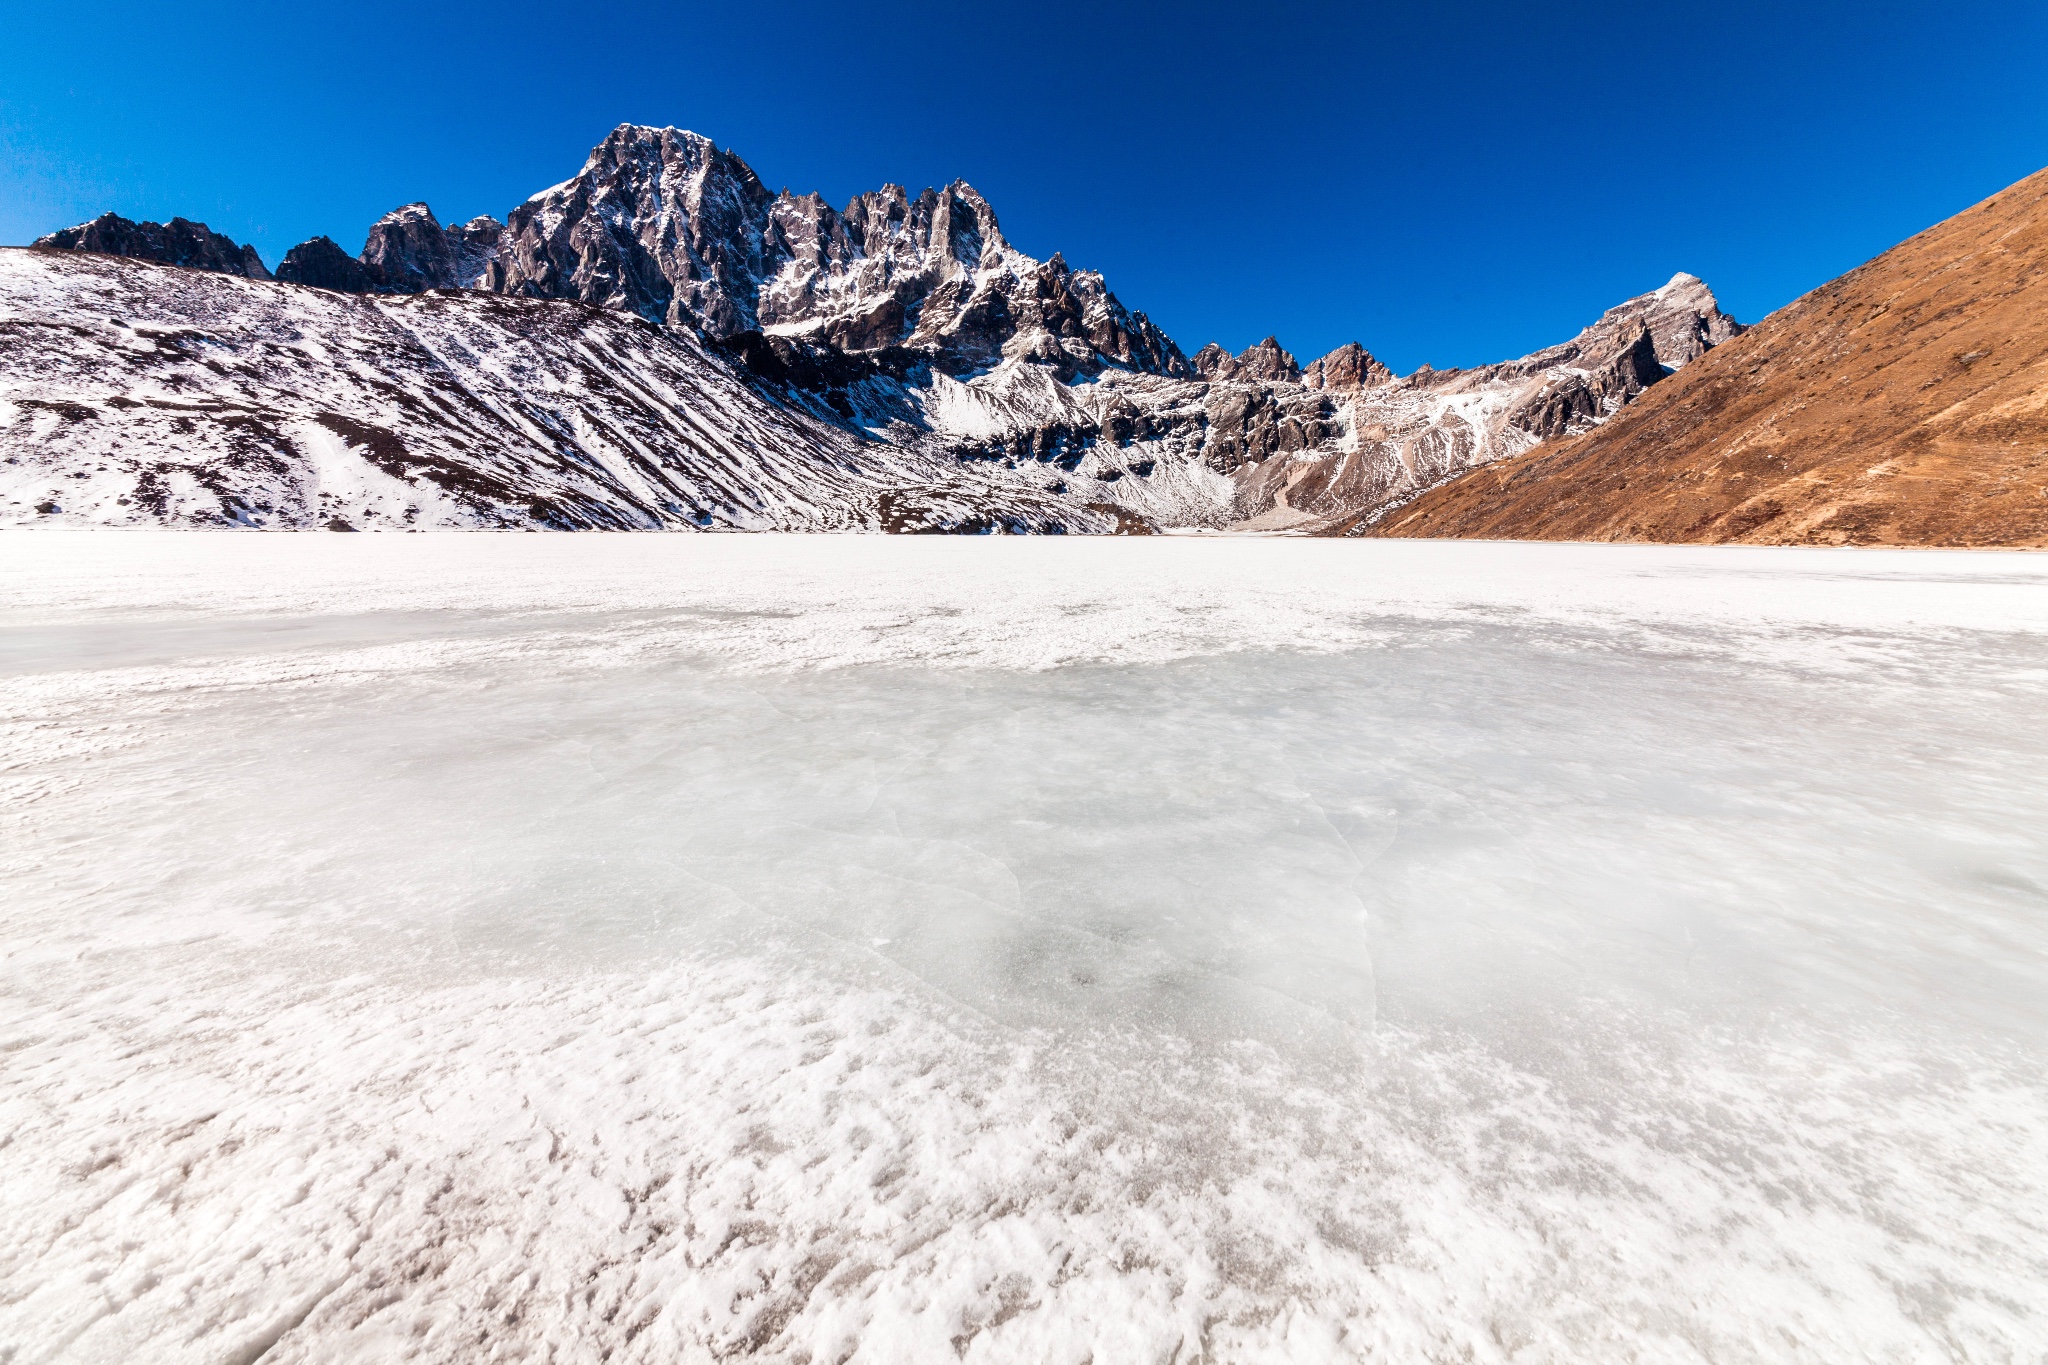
<box><xmin>1372</xmin><ymin>166</ymin><xmax>2048</xmax><ymax>547</ymax></box>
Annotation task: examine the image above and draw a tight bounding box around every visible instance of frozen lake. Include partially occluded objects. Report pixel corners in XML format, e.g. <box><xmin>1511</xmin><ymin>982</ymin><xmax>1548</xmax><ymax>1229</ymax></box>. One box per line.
<box><xmin>4</xmin><ymin>533</ymin><xmax>2046</xmax><ymax>1362</ymax></box>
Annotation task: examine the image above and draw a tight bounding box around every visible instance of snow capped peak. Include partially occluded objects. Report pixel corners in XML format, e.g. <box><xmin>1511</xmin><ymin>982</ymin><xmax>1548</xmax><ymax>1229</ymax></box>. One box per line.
<box><xmin>601</xmin><ymin>122</ymin><xmax>717</xmax><ymax>150</ymax></box>
<box><xmin>486</xmin><ymin>128</ymin><xmax>1182</xmax><ymax>377</ymax></box>
<box><xmin>373</xmin><ymin>202</ymin><xmax>442</xmax><ymax>230</ymax></box>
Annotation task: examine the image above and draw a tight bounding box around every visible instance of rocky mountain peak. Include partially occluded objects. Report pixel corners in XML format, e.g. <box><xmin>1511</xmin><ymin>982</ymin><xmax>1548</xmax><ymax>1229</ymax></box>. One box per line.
<box><xmin>186</xmin><ymin>121</ymin><xmax>1179</xmax><ymax>379</ymax></box>
<box><xmin>273</xmin><ymin>202</ymin><xmax>505</xmax><ymax>295</ymax></box>
<box><xmin>1193</xmin><ymin>336</ymin><xmax>1301</xmax><ymax>383</ymax></box>
<box><xmin>1301</xmin><ymin>342</ymin><xmax>1395</xmax><ymax>392</ymax></box>
<box><xmin>486</xmin><ymin>125</ymin><xmax>1187</xmax><ymax>379</ymax></box>
<box><xmin>490</xmin><ymin>123</ymin><xmax>779</xmax><ymax>333</ymax></box>
<box><xmin>1478</xmin><ymin>273</ymin><xmax>1744</xmax><ymax>387</ymax></box>
<box><xmin>1636</xmin><ymin>272</ymin><xmax>1744</xmax><ymax>366</ymax></box>
<box><xmin>359</xmin><ymin>202</ymin><xmax>502</xmax><ymax>292</ymax></box>
<box><xmin>33</xmin><ymin>212</ymin><xmax>271</xmax><ymax>281</ymax></box>
<box><xmin>1546</xmin><ymin>271</ymin><xmax>1742</xmax><ymax>372</ymax></box>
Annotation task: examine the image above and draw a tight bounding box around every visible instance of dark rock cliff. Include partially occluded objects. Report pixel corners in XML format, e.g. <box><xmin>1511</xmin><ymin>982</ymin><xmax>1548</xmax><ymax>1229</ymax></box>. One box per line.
<box><xmin>34</xmin><ymin>212</ymin><xmax>272</xmax><ymax>280</ymax></box>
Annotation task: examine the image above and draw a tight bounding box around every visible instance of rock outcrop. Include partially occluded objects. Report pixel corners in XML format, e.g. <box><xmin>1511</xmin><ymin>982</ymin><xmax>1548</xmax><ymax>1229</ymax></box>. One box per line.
<box><xmin>1192</xmin><ymin>337</ymin><xmax>1302</xmax><ymax>384</ymax></box>
<box><xmin>34</xmin><ymin>212</ymin><xmax>271</xmax><ymax>280</ymax></box>
<box><xmin>274</xmin><ymin>237</ymin><xmax>378</xmax><ymax>293</ymax></box>
<box><xmin>1301</xmin><ymin>343</ymin><xmax>1395</xmax><ymax>392</ymax></box>
<box><xmin>276</xmin><ymin>204</ymin><xmax>504</xmax><ymax>294</ymax></box>
<box><xmin>360</xmin><ymin>204</ymin><xmax>503</xmax><ymax>292</ymax></box>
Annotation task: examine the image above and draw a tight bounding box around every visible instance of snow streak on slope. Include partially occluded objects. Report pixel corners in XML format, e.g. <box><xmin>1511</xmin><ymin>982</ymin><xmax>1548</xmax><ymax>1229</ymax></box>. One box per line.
<box><xmin>4</xmin><ymin>537</ymin><xmax>2047</xmax><ymax>1363</ymax></box>
<box><xmin>0</xmin><ymin>250</ymin><xmax>1150</xmax><ymax>532</ymax></box>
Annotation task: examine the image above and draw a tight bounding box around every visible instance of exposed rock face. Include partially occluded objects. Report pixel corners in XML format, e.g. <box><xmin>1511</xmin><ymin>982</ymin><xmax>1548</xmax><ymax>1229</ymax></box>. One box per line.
<box><xmin>275</xmin><ymin>237</ymin><xmax>377</xmax><ymax>293</ymax></box>
<box><xmin>1489</xmin><ymin>325</ymin><xmax>1668</xmax><ymax>443</ymax></box>
<box><xmin>276</xmin><ymin>205</ymin><xmax>504</xmax><ymax>295</ymax></box>
<box><xmin>487</xmin><ymin>124</ymin><xmax>1190</xmax><ymax>378</ymax></box>
<box><xmin>33</xmin><ymin>212</ymin><xmax>271</xmax><ymax>280</ymax></box>
<box><xmin>360</xmin><ymin>203</ymin><xmax>503</xmax><ymax>292</ymax></box>
<box><xmin>487</xmin><ymin>126</ymin><xmax>775</xmax><ymax>331</ymax></box>
<box><xmin>1610</xmin><ymin>272</ymin><xmax>1744</xmax><ymax>367</ymax></box>
<box><xmin>1301</xmin><ymin>342</ymin><xmax>1394</xmax><ymax>392</ymax></box>
<box><xmin>1193</xmin><ymin>336</ymin><xmax>1302</xmax><ymax>384</ymax></box>
<box><xmin>1199</xmin><ymin>384</ymin><xmax>1334</xmax><ymax>474</ymax></box>
<box><xmin>445</xmin><ymin>216</ymin><xmax>507</xmax><ymax>286</ymax></box>
<box><xmin>1371</xmin><ymin>171</ymin><xmax>2048</xmax><ymax>547</ymax></box>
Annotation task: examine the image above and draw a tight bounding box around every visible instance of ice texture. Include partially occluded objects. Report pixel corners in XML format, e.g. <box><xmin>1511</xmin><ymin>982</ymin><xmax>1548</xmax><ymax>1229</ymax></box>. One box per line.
<box><xmin>4</xmin><ymin>534</ymin><xmax>2047</xmax><ymax>1362</ymax></box>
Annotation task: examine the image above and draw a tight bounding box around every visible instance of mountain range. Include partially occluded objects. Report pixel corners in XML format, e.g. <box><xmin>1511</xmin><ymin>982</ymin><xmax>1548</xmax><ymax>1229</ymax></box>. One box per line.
<box><xmin>7</xmin><ymin>124</ymin><xmax>2037</xmax><ymax>542</ymax></box>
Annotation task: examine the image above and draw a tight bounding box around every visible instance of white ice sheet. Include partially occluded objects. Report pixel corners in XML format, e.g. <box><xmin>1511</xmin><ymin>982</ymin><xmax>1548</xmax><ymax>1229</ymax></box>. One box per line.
<box><xmin>4</xmin><ymin>534</ymin><xmax>2045</xmax><ymax>1362</ymax></box>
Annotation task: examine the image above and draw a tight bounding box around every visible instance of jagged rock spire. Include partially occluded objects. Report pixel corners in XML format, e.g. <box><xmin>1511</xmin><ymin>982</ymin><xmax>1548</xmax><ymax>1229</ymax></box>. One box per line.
<box><xmin>1192</xmin><ymin>336</ymin><xmax>1301</xmax><ymax>383</ymax></box>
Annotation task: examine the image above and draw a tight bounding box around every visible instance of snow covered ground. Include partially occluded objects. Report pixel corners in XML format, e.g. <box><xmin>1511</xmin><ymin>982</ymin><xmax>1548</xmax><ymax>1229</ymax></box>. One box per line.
<box><xmin>4</xmin><ymin>534</ymin><xmax>2047</xmax><ymax>1363</ymax></box>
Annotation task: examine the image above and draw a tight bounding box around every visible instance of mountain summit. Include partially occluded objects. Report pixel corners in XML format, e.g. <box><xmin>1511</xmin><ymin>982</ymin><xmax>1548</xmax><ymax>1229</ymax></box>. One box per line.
<box><xmin>483</xmin><ymin>125</ymin><xmax>1189</xmax><ymax>380</ymax></box>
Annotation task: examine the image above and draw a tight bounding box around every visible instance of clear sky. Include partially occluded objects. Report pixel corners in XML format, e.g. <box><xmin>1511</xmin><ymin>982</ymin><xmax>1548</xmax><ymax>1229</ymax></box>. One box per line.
<box><xmin>4</xmin><ymin>0</ymin><xmax>2044</xmax><ymax>373</ymax></box>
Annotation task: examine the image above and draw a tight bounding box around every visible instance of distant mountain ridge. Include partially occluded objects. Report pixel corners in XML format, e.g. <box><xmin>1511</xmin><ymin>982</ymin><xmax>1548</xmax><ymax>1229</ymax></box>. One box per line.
<box><xmin>34</xmin><ymin>212</ymin><xmax>271</xmax><ymax>282</ymax></box>
<box><xmin>13</xmin><ymin>124</ymin><xmax>1748</xmax><ymax>533</ymax></box>
<box><xmin>1371</xmin><ymin>168</ymin><xmax>2048</xmax><ymax>547</ymax></box>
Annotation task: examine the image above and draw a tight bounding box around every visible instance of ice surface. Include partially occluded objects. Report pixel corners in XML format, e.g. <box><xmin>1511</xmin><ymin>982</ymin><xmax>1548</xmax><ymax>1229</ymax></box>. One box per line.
<box><xmin>4</xmin><ymin>534</ymin><xmax>2047</xmax><ymax>1362</ymax></box>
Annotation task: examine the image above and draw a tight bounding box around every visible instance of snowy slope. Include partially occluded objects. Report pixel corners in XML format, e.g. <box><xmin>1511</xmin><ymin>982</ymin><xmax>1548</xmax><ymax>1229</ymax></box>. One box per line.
<box><xmin>0</xmin><ymin>249</ymin><xmax>1174</xmax><ymax>532</ymax></box>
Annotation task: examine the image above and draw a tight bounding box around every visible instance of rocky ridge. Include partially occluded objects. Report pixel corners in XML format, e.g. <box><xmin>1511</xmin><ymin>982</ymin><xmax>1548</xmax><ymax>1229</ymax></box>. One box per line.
<box><xmin>486</xmin><ymin>126</ymin><xmax>1190</xmax><ymax>384</ymax></box>
<box><xmin>916</xmin><ymin>269</ymin><xmax>1738</xmax><ymax>533</ymax></box>
<box><xmin>33</xmin><ymin>213</ymin><xmax>271</xmax><ymax>281</ymax></box>
<box><xmin>15</xmin><ymin>125</ymin><xmax>1746</xmax><ymax>533</ymax></box>
<box><xmin>363</xmin><ymin>203</ymin><xmax>504</xmax><ymax>292</ymax></box>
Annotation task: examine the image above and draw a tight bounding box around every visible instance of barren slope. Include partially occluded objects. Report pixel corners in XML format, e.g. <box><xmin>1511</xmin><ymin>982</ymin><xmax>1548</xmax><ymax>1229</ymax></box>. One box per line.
<box><xmin>1372</xmin><ymin>167</ymin><xmax>2048</xmax><ymax>547</ymax></box>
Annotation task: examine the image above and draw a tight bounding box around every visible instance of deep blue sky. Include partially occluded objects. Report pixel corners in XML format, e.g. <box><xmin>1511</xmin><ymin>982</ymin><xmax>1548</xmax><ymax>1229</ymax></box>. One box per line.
<box><xmin>4</xmin><ymin>1</ymin><xmax>2044</xmax><ymax>372</ymax></box>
